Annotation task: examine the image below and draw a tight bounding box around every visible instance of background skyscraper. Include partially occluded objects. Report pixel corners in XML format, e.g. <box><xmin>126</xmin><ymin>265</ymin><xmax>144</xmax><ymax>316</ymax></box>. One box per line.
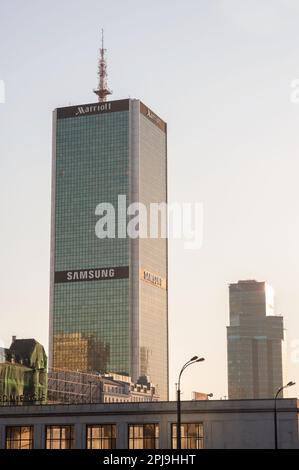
<box><xmin>227</xmin><ymin>280</ymin><xmax>284</xmax><ymax>399</ymax></box>
<box><xmin>49</xmin><ymin>98</ymin><xmax>168</xmax><ymax>400</ymax></box>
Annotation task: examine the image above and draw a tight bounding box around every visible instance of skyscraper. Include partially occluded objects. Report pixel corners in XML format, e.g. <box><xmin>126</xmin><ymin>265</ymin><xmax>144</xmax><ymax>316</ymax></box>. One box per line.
<box><xmin>49</xmin><ymin>98</ymin><xmax>168</xmax><ymax>400</ymax></box>
<box><xmin>227</xmin><ymin>280</ymin><xmax>284</xmax><ymax>399</ymax></box>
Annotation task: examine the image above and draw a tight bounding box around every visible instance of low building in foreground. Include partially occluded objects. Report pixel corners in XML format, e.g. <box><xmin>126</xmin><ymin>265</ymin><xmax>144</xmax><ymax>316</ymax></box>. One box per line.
<box><xmin>48</xmin><ymin>370</ymin><xmax>158</xmax><ymax>404</ymax></box>
<box><xmin>0</xmin><ymin>398</ymin><xmax>298</xmax><ymax>449</ymax></box>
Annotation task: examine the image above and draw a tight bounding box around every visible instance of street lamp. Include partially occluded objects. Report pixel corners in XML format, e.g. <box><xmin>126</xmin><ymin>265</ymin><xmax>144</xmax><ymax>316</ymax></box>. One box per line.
<box><xmin>274</xmin><ymin>381</ymin><xmax>295</xmax><ymax>449</ymax></box>
<box><xmin>177</xmin><ymin>356</ymin><xmax>205</xmax><ymax>450</ymax></box>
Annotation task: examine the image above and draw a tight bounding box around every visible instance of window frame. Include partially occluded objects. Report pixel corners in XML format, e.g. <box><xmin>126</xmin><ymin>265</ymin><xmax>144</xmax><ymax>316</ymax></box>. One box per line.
<box><xmin>171</xmin><ymin>422</ymin><xmax>204</xmax><ymax>449</ymax></box>
<box><xmin>45</xmin><ymin>424</ymin><xmax>74</xmax><ymax>450</ymax></box>
<box><xmin>5</xmin><ymin>425</ymin><xmax>34</xmax><ymax>450</ymax></box>
<box><xmin>128</xmin><ymin>423</ymin><xmax>159</xmax><ymax>449</ymax></box>
<box><xmin>86</xmin><ymin>424</ymin><xmax>116</xmax><ymax>449</ymax></box>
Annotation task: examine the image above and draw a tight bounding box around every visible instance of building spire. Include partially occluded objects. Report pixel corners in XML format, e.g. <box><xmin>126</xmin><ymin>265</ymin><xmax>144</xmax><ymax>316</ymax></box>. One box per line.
<box><xmin>93</xmin><ymin>29</ymin><xmax>112</xmax><ymax>102</ymax></box>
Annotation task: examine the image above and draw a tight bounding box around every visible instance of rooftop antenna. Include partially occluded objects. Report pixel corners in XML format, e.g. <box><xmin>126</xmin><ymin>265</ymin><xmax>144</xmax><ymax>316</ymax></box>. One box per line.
<box><xmin>93</xmin><ymin>29</ymin><xmax>112</xmax><ymax>102</ymax></box>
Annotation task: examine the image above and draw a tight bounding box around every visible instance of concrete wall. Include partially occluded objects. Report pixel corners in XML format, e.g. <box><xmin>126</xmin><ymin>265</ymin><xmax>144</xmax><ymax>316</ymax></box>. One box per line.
<box><xmin>0</xmin><ymin>399</ymin><xmax>298</xmax><ymax>449</ymax></box>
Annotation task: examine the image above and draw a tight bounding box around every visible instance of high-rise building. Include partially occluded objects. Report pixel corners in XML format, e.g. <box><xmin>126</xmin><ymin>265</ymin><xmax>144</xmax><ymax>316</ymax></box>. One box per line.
<box><xmin>227</xmin><ymin>280</ymin><xmax>284</xmax><ymax>399</ymax></box>
<box><xmin>49</xmin><ymin>98</ymin><xmax>168</xmax><ymax>400</ymax></box>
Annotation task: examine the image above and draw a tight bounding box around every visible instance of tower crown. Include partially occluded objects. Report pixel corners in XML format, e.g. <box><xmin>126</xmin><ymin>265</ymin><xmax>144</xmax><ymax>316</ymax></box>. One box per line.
<box><xmin>93</xmin><ymin>29</ymin><xmax>112</xmax><ymax>102</ymax></box>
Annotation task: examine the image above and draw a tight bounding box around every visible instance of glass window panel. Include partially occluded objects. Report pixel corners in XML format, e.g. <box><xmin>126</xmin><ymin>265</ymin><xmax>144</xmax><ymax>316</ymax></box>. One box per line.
<box><xmin>128</xmin><ymin>424</ymin><xmax>159</xmax><ymax>449</ymax></box>
<box><xmin>5</xmin><ymin>426</ymin><xmax>33</xmax><ymax>450</ymax></box>
<box><xmin>86</xmin><ymin>425</ymin><xmax>116</xmax><ymax>449</ymax></box>
<box><xmin>46</xmin><ymin>426</ymin><xmax>74</xmax><ymax>449</ymax></box>
<box><xmin>171</xmin><ymin>423</ymin><xmax>204</xmax><ymax>449</ymax></box>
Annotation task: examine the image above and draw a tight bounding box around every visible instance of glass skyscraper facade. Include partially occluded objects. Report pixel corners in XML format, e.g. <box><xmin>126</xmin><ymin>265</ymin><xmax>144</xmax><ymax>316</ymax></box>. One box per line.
<box><xmin>227</xmin><ymin>280</ymin><xmax>284</xmax><ymax>399</ymax></box>
<box><xmin>49</xmin><ymin>99</ymin><xmax>168</xmax><ymax>399</ymax></box>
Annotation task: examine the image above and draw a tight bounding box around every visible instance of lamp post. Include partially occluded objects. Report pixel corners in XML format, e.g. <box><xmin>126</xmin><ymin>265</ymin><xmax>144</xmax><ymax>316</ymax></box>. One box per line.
<box><xmin>274</xmin><ymin>381</ymin><xmax>295</xmax><ymax>449</ymax></box>
<box><xmin>177</xmin><ymin>356</ymin><xmax>205</xmax><ymax>450</ymax></box>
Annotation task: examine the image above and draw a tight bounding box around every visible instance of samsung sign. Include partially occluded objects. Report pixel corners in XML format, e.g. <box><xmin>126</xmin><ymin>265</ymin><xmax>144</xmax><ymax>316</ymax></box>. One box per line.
<box><xmin>55</xmin><ymin>266</ymin><xmax>129</xmax><ymax>284</ymax></box>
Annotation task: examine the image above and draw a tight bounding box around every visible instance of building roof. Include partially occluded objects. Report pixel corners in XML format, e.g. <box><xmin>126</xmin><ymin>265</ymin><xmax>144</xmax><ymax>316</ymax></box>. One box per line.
<box><xmin>9</xmin><ymin>339</ymin><xmax>38</xmax><ymax>358</ymax></box>
<box><xmin>8</xmin><ymin>338</ymin><xmax>47</xmax><ymax>370</ymax></box>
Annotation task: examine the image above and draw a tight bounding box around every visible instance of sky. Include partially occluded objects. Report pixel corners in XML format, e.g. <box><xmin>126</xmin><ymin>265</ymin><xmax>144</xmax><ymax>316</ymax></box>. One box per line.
<box><xmin>1</xmin><ymin>0</ymin><xmax>299</xmax><ymax>400</ymax></box>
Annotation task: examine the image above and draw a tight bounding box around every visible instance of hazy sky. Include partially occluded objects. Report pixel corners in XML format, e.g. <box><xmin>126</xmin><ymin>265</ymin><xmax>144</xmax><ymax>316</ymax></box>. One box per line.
<box><xmin>1</xmin><ymin>0</ymin><xmax>299</xmax><ymax>400</ymax></box>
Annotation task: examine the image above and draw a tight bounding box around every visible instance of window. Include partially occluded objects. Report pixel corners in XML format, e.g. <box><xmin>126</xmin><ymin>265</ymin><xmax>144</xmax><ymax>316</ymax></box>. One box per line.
<box><xmin>46</xmin><ymin>425</ymin><xmax>74</xmax><ymax>449</ymax></box>
<box><xmin>6</xmin><ymin>426</ymin><xmax>33</xmax><ymax>449</ymax></box>
<box><xmin>87</xmin><ymin>425</ymin><xmax>116</xmax><ymax>449</ymax></box>
<box><xmin>171</xmin><ymin>423</ymin><xmax>204</xmax><ymax>449</ymax></box>
<box><xmin>129</xmin><ymin>424</ymin><xmax>159</xmax><ymax>449</ymax></box>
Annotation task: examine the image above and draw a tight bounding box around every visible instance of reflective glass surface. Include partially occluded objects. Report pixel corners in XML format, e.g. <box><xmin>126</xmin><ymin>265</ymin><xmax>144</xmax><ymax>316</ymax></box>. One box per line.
<box><xmin>52</xmin><ymin>110</ymin><xmax>130</xmax><ymax>375</ymax></box>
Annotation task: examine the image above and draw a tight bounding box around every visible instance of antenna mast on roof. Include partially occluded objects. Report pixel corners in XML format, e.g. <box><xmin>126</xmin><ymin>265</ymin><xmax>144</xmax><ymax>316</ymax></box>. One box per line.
<box><xmin>93</xmin><ymin>29</ymin><xmax>112</xmax><ymax>102</ymax></box>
